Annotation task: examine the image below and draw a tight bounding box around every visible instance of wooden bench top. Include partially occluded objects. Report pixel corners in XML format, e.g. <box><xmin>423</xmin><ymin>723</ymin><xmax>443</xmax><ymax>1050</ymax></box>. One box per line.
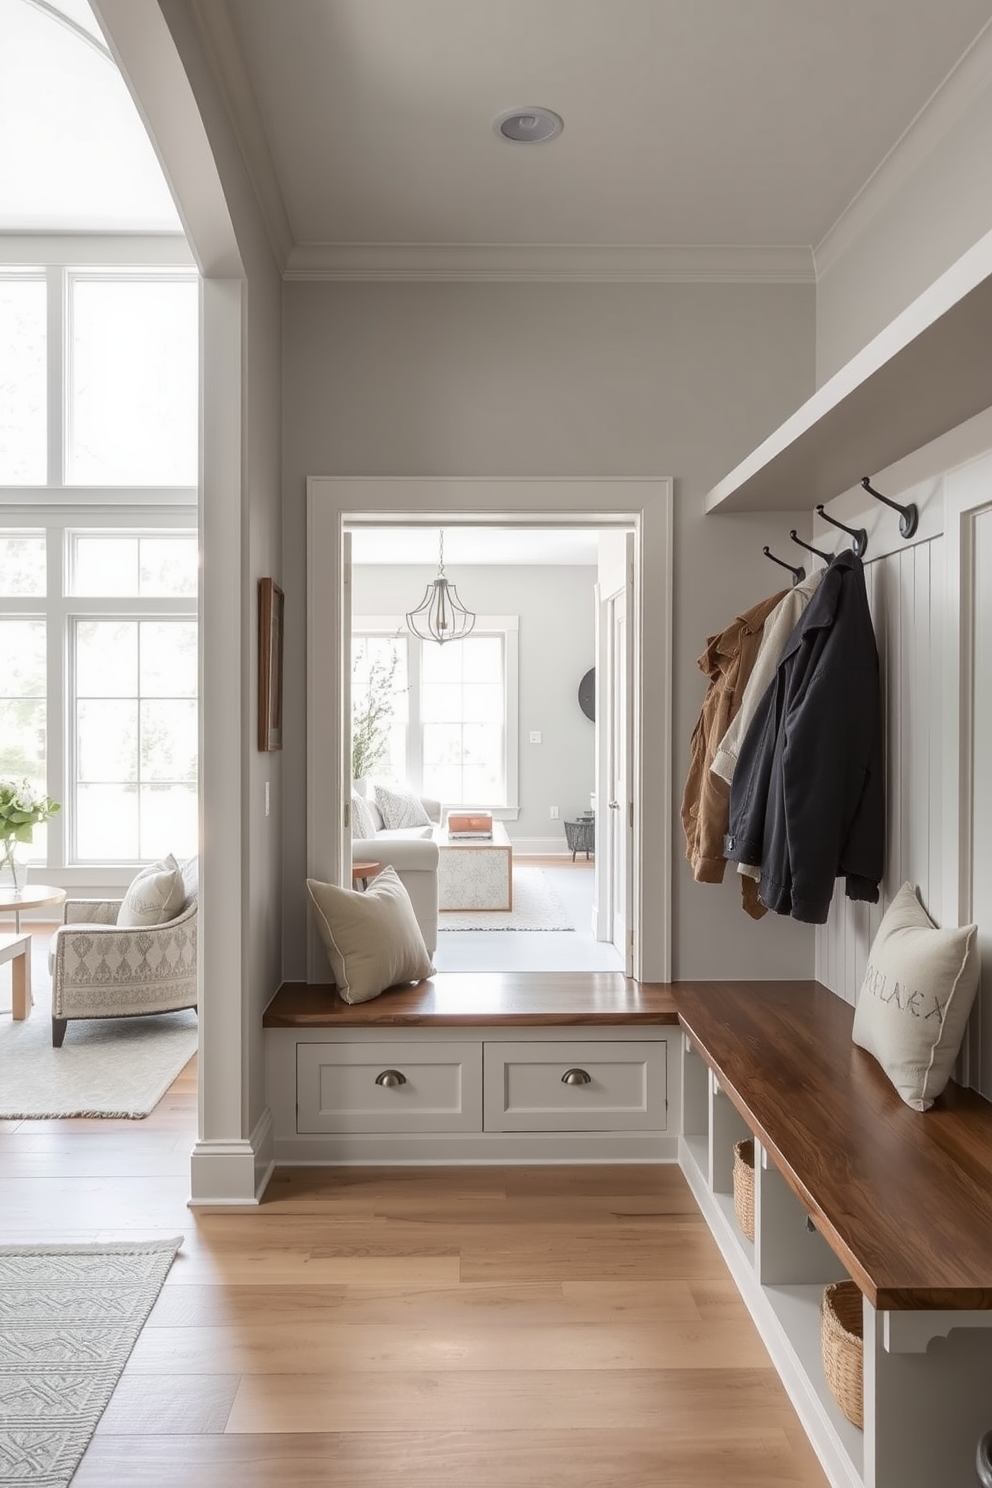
<box><xmin>675</xmin><ymin>979</ymin><xmax>992</xmax><ymax>1311</ymax></box>
<box><xmin>263</xmin><ymin>972</ymin><xmax>679</xmax><ymax>1027</ymax></box>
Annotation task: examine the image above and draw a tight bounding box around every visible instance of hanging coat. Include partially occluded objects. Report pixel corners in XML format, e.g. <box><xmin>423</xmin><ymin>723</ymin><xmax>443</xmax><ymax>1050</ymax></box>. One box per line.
<box><xmin>723</xmin><ymin>551</ymin><xmax>883</xmax><ymax>924</ymax></box>
<box><xmin>681</xmin><ymin>588</ymin><xmax>786</xmax><ymax>886</ymax></box>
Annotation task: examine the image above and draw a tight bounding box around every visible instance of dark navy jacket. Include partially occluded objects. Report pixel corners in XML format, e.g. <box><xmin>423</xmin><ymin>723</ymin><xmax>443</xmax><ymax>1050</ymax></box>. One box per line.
<box><xmin>723</xmin><ymin>550</ymin><xmax>883</xmax><ymax>924</ymax></box>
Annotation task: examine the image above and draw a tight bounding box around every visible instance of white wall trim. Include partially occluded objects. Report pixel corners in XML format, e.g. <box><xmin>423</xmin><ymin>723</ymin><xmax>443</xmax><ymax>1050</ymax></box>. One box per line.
<box><xmin>941</xmin><ymin>450</ymin><xmax>992</xmax><ymax>1091</ymax></box>
<box><xmin>284</xmin><ymin>242</ymin><xmax>815</xmax><ymax>284</ymax></box>
<box><xmin>307</xmin><ymin>477</ymin><xmax>673</xmax><ymax>984</ymax></box>
<box><xmin>814</xmin><ymin>19</ymin><xmax>992</xmax><ymax>279</ymax></box>
<box><xmin>0</xmin><ymin>234</ymin><xmax>192</xmax><ymax>266</ymax></box>
<box><xmin>189</xmin><ymin>1105</ymin><xmax>274</xmax><ymax>1204</ymax></box>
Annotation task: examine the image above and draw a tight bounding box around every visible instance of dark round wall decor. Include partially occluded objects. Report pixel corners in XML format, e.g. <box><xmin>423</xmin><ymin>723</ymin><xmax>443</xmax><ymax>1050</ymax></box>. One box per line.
<box><xmin>578</xmin><ymin>668</ymin><xmax>595</xmax><ymax>721</ymax></box>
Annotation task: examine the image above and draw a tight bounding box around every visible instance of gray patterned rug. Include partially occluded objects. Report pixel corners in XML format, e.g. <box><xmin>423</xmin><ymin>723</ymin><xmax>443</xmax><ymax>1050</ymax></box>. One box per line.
<box><xmin>0</xmin><ymin>980</ymin><xmax>197</xmax><ymax>1120</ymax></box>
<box><xmin>0</xmin><ymin>1236</ymin><xmax>183</xmax><ymax>1486</ymax></box>
<box><xmin>439</xmin><ymin>865</ymin><xmax>576</xmax><ymax>931</ymax></box>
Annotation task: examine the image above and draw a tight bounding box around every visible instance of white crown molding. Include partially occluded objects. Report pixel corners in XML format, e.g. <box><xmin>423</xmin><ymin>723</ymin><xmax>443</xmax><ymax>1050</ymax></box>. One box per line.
<box><xmin>283</xmin><ymin>241</ymin><xmax>815</xmax><ymax>284</ymax></box>
<box><xmin>189</xmin><ymin>0</ymin><xmax>294</xmax><ymax>272</ymax></box>
<box><xmin>814</xmin><ymin>17</ymin><xmax>992</xmax><ymax>279</ymax></box>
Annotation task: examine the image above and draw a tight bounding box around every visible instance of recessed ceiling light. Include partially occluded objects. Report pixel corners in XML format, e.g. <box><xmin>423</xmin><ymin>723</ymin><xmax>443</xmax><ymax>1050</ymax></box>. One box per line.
<box><xmin>492</xmin><ymin>107</ymin><xmax>563</xmax><ymax>145</ymax></box>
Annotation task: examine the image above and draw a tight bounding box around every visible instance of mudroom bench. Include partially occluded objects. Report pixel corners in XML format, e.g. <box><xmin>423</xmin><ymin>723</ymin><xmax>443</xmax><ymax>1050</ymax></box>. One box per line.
<box><xmin>263</xmin><ymin>974</ymin><xmax>680</xmax><ymax>1165</ymax></box>
<box><xmin>263</xmin><ymin>973</ymin><xmax>992</xmax><ymax>1487</ymax></box>
<box><xmin>677</xmin><ymin>978</ymin><xmax>992</xmax><ymax>1488</ymax></box>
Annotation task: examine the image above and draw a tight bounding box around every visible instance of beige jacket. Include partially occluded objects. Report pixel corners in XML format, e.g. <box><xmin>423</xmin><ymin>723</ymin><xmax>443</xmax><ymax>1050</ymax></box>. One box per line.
<box><xmin>681</xmin><ymin>588</ymin><xmax>786</xmax><ymax>887</ymax></box>
<box><xmin>710</xmin><ymin>570</ymin><xmax>823</xmax><ymax>786</ymax></box>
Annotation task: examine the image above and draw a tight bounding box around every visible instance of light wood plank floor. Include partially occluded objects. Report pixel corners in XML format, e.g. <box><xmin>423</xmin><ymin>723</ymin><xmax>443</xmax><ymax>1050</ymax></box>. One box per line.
<box><xmin>0</xmin><ymin>937</ymin><xmax>829</xmax><ymax>1487</ymax></box>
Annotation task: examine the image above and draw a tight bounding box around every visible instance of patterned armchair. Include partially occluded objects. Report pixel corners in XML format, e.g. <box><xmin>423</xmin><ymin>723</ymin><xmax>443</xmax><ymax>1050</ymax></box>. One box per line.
<box><xmin>49</xmin><ymin>856</ymin><xmax>198</xmax><ymax>1047</ymax></box>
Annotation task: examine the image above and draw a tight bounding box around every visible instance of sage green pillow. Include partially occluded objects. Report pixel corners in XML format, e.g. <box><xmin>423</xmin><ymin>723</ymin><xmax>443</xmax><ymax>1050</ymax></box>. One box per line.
<box><xmin>852</xmin><ymin>882</ymin><xmax>979</xmax><ymax>1111</ymax></box>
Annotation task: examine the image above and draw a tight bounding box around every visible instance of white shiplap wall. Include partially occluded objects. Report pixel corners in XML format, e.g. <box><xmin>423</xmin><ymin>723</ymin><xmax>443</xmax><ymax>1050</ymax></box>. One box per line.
<box><xmin>815</xmin><ymin>539</ymin><xmax>944</xmax><ymax>1006</ymax></box>
<box><xmin>816</xmin><ymin>471</ymin><xmax>992</xmax><ymax>1102</ymax></box>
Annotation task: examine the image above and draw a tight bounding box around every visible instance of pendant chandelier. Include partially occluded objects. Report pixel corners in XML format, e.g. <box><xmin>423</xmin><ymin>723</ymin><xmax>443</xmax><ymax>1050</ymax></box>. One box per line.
<box><xmin>405</xmin><ymin>529</ymin><xmax>476</xmax><ymax>645</ymax></box>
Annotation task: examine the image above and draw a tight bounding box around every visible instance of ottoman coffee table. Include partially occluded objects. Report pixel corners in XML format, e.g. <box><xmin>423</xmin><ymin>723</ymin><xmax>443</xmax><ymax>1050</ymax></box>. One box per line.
<box><xmin>435</xmin><ymin>820</ymin><xmax>513</xmax><ymax>911</ymax></box>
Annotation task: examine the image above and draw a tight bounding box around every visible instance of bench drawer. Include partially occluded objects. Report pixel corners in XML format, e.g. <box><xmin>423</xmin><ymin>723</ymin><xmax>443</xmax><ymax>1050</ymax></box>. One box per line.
<box><xmin>483</xmin><ymin>1040</ymin><xmax>667</xmax><ymax>1132</ymax></box>
<box><xmin>297</xmin><ymin>1040</ymin><xmax>482</xmax><ymax>1133</ymax></box>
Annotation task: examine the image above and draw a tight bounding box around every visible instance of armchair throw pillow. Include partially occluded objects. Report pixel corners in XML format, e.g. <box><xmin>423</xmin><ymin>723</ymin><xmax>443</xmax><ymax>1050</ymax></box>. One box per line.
<box><xmin>852</xmin><ymin>882</ymin><xmax>979</xmax><ymax>1111</ymax></box>
<box><xmin>374</xmin><ymin>784</ymin><xmax>431</xmax><ymax>831</ymax></box>
<box><xmin>306</xmin><ymin>866</ymin><xmax>434</xmax><ymax>1004</ymax></box>
<box><xmin>117</xmin><ymin>854</ymin><xmax>185</xmax><ymax>928</ymax></box>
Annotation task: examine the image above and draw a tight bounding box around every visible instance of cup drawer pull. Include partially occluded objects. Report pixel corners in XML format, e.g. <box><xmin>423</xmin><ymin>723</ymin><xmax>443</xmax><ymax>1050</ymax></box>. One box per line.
<box><xmin>561</xmin><ymin>1068</ymin><xmax>592</xmax><ymax>1086</ymax></box>
<box><xmin>374</xmin><ymin>1069</ymin><xmax>407</xmax><ymax>1088</ymax></box>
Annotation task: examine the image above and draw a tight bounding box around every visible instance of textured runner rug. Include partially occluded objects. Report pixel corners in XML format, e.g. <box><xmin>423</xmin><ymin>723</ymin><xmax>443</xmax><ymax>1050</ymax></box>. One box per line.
<box><xmin>439</xmin><ymin>864</ymin><xmax>575</xmax><ymax>931</ymax></box>
<box><xmin>0</xmin><ymin>1236</ymin><xmax>183</xmax><ymax>1487</ymax></box>
<box><xmin>0</xmin><ymin>980</ymin><xmax>197</xmax><ymax>1120</ymax></box>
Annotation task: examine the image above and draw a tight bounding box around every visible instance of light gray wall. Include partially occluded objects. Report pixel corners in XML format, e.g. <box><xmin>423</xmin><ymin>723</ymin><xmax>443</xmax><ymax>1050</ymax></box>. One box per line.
<box><xmin>816</xmin><ymin>66</ymin><xmax>992</xmax><ymax>384</ymax></box>
<box><xmin>282</xmin><ymin>280</ymin><xmax>817</xmax><ymax>979</ymax></box>
<box><xmin>353</xmin><ymin>562</ymin><xmax>596</xmax><ymax>847</ymax></box>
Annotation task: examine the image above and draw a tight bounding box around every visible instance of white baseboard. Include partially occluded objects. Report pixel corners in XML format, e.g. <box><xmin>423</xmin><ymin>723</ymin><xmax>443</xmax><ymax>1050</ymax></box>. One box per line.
<box><xmin>271</xmin><ymin>1129</ymin><xmax>678</xmax><ymax>1165</ymax></box>
<box><xmin>188</xmin><ymin>1106</ymin><xmax>274</xmax><ymax>1205</ymax></box>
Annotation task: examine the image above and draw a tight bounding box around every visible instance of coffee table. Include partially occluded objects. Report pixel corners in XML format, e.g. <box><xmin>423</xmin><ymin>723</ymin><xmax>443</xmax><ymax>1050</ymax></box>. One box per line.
<box><xmin>434</xmin><ymin>821</ymin><xmax>513</xmax><ymax>911</ymax></box>
<box><xmin>0</xmin><ymin>883</ymin><xmax>67</xmax><ymax>936</ymax></box>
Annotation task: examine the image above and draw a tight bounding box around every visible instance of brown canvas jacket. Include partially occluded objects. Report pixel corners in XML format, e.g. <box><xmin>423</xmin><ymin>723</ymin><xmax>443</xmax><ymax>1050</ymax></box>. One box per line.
<box><xmin>681</xmin><ymin>588</ymin><xmax>787</xmax><ymax>896</ymax></box>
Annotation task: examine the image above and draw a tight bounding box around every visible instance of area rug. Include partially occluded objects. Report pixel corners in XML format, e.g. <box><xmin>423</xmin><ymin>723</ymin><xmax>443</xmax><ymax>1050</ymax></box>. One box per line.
<box><xmin>0</xmin><ymin>982</ymin><xmax>197</xmax><ymax>1120</ymax></box>
<box><xmin>0</xmin><ymin>1236</ymin><xmax>183</xmax><ymax>1487</ymax></box>
<box><xmin>439</xmin><ymin>864</ymin><xmax>575</xmax><ymax>931</ymax></box>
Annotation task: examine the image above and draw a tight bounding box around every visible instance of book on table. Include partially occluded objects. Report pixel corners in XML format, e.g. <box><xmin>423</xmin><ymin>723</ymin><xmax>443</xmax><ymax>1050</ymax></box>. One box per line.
<box><xmin>448</xmin><ymin>830</ymin><xmax>493</xmax><ymax>840</ymax></box>
<box><xmin>447</xmin><ymin>811</ymin><xmax>493</xmax><ymax>837</ymax></box>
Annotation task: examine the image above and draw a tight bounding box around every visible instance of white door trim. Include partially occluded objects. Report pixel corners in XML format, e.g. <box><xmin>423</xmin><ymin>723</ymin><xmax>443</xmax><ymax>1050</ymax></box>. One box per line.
<box><xmin>306</xmin><ymin>476</ymin><xmax>673</xmax><ymax>983</ymax></box>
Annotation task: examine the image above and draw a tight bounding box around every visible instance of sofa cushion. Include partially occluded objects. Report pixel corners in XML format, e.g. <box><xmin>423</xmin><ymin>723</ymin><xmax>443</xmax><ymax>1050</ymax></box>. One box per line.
<box><xmin>375</xmin><ymin>784</ymin><xmax>431</xmax><ymax>831</ymax></box>
<box><xmin>852</xmin><ymin>882</ymin><xmax>979</xmax><ymax>1111</ymax></box>
<box><xmin>351</xmin><ymin>792</ymin><xmax>378</xmax><ymax>840</ymax></box>
<box><xmin>117</xmin><ymin>854</ymin><xmax>185</xmax><ymax>928</ymax></box>
<box><xmin>306</xmin><ymin>866</ymin><xmax>434</xmax><ymax>1004</ymax></box>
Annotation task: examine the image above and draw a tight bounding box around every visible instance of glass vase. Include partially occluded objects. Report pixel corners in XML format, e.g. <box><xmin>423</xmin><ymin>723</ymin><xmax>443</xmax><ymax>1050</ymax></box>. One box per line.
<box><xmin>0</xmin><ymin>837</ymin><xmax>29</xmax><ymax>894</ymax></box>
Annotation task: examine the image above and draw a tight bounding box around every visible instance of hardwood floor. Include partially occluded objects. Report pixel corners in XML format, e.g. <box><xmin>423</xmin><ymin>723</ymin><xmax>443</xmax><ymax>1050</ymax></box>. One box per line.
<box><xmin>0</xmin><ymin>939</ymin><xmax>828</xmax><ymax>1486</ymax></box>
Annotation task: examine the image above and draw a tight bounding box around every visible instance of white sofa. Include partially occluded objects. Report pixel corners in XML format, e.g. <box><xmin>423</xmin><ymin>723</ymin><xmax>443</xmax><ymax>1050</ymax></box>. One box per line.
<box><xmin>351</xmin><ymin>790</ymin><xmax>441</xmax><ymax>954</ymax></box>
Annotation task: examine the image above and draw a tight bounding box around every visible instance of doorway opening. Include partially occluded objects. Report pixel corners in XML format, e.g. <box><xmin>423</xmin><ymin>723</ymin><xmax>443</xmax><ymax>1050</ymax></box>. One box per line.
<box><xmin>347</xmin><ymin>522</ymin><xmax>628</xmax><ymax>974</ymax></box>
<box><xmin>306</xmin><ymin>477</ymin><xmax>674</xmax><ymax>987</ymax></box>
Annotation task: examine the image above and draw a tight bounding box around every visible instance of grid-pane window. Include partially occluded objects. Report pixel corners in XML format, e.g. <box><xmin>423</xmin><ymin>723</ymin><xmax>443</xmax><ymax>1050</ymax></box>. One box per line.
<box><xmin>74</xmin><ymin>617</ymin><xmax>198</xmax><ymax>860</ymax></box>
<box><xmin>351</xmin><ymin>635</ymin><xmax>408</xmax><ymax>782</ymax></box>
<box><xmin>0</xmin><ymin>534</ymin><xmax>46</xmax><ymax>596</ymax></box>
<box><xmin>0</xmin><ymin>617</ymin><xmax>48</xmax><ymax>860</ymax></box>
<box><xmin>0</xmin><ymin>276</ymin><xmax>46</xmax><ymax>485</ymax></box>
<box><xmin>68</xmin><ymin>276</ymin><xmax>198</xmax><ymax>485</ymax></box>
<box><xmin>421</xmin><ymin>636</ymin><xmax>504</xmax><ymax>805</ymax></box>
<box><xmin>70</xmin><ymin>533</ymin><xmax>197</xmax><ymax>596</ymax></box>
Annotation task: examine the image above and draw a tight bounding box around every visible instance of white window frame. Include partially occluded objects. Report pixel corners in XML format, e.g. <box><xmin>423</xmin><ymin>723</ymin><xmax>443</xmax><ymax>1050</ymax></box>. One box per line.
<box><xmin>0</xmin><ymin>253</ymin><xmax>197</xmax><ymax>508</ymax></box>
<box><xmin>354</xmin><ymin>614</ymin><xmax>520</xmax><ymax>816</ymax></box>
<box><xmin>0</xmin><ymin>247</ymin><xmax>199</xmax><ymax>887</ymax></box>
<box><xmin>0</xmin><ymin>512</ymin><xmax>197</xmax><ymax>886</ymax></box>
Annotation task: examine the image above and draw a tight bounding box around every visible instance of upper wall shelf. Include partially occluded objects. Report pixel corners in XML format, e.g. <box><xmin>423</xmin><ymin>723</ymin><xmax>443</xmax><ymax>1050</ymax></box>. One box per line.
<box><xmin>706</xmin><ymin>230</ymin><xmax>992</xmax><ymax>513</ymax></box>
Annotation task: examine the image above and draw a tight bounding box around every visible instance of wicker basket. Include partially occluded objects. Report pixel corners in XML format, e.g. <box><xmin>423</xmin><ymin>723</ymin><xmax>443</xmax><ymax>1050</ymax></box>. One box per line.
<box><xmin>732</xmin><ymin>1137</ymin><xmax>755</xmax><ymax>1241</ymax></box>
<box><xmin>821</xmin><ymin>1280</ymin><xmax>864</xmax><ymax>1429</ymax></box>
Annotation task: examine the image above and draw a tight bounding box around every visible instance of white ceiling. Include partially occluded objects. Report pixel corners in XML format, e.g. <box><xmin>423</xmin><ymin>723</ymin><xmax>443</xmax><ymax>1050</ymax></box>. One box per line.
<box><xmin>349</xmin><ymin>526</ymin><xmax>600</xmax><ymax>566</ymax></box>
<box><xmin>201</xmin><ymin>0</ymin><xmax>992</xmax><ymax>277</ymax></box>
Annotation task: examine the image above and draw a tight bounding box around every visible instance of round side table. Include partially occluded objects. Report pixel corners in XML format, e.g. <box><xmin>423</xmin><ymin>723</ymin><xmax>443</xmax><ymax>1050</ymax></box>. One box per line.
<box><xmin>351</xmin><ymin>861</ymin><xmax>382</xmax><ymax>890</ymax></box>
<box><xmin>0</xmin><ymin>883</ymin><xmax>67</xmax><ymax>935</ymax></box>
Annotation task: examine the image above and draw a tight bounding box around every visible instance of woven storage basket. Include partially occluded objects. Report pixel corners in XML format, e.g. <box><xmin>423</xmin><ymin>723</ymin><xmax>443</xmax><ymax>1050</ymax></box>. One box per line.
<box><xmin>821</xmin><ymin>1280</ymin><xmax>864</xmax><ymax>1429</ymax></box>
<box><xmin>732</xmin><ymin>1137</ymin><xmax>755</xmax><ymax>1241</ymax></box>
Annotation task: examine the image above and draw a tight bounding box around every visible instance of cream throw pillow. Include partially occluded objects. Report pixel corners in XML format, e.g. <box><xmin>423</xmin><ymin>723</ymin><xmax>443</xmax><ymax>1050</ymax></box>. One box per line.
<box><xmin>306</xmin><ymin>866</ymin><xmax>434</xmax><ymax>1005</ymax></box>
<box><xmin>351</xmin><ymin>792</ymin><xmax>378</xmax><ymax>841</ymax></box>
<box><xmin>117</xmin><ymin>854</ymin><xmax>185</xmax><ymax>928</ymax></box>
<box><xmin>852</xmin><ymin>882</ymin><xmax>980</xmax><ymax>1111</ymax></box>
<box><xmin>374</xmin><ymin>784</ymin><xmax>431</xmax><ymax>830</ymax></box>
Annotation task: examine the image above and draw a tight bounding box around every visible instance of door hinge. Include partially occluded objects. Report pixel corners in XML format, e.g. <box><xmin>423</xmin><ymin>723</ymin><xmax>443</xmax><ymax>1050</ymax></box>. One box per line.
<box><xmin>628</xmin><ymin>800</ymin><xmax>633</xmax><ymax>829</ymax></box>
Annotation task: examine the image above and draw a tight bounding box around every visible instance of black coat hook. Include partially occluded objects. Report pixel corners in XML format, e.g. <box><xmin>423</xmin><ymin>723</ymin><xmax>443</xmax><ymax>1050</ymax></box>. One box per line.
<box><xmin>789</xmin><ymin>530</ymin><xmax>831</xmax><ymax>563</ymax></box>
<box><xmin>815</xmin><ymin>504</ymin><xmax>868</xmax><ymax>558</ymax></box>
<box><xmin>762</xmin><ymin>546</ymin><xmax>805</xmax><ymax>585</ymax></box>
<box><xmin>861</xmin><ymin>477</ymin><xmax>919</xmax><ymax>539</ymax></box>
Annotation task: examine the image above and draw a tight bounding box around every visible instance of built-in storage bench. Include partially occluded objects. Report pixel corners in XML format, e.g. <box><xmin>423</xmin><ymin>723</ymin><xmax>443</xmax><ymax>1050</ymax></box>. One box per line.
<box><xmin>263</xmin><ymin>975</ymin><xmax>679</xmax><ymax>1164</ymax></box>
<box><xmin>675</xmin><ymin>979</ymin><xmax>992</xmax><ymax>1488</ymax></box>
